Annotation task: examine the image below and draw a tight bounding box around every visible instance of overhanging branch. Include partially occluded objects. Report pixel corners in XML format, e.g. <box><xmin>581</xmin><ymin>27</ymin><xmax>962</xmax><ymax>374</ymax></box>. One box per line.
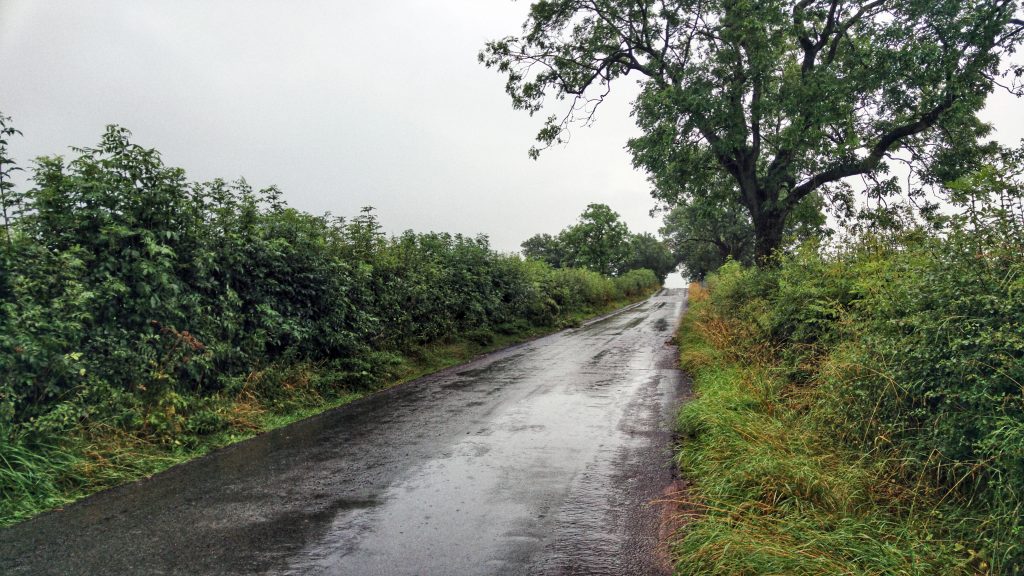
<box><xmin>787</xmin><ymin>93</ymin><xmax>958</xmax><ymax>208</ymax></box>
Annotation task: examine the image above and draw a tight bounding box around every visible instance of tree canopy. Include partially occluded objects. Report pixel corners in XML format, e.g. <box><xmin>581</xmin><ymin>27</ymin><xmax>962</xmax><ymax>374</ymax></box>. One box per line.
<box><xmin>660</xmin><ymin>181</ymin><xmax>828</xmax><ymax>278</ymax></box>
<box><xmin>660</xmin><ymin>183</ymin><xmax>755</xmax><ymax>279</ymax></box>
<box><xmin>482</xmin><ymin>0</ymin><xmax>1024</xmax><ymax>259</ymax></box>
<box><xmin>521</xmin><ymin>202</ymin><xmax>677</xmax><ymax>280</ymax></box>
<box><xmin>559</xmin><ymin>202</ymin><xmax>632</xmax><ymax>275</ymax></box>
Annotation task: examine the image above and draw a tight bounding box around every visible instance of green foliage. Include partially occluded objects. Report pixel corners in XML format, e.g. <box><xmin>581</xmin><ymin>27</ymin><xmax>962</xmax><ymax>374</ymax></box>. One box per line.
<box><xmin>660</xmin><ymin>183</ymin><xmax>757</xmax><ymax>279</ymax></box>
<box><xmin>559</xmin><ymin>203</ymin><xmax>631</xmax><ymax>275</ymax></box>
<box><xmin>483</xmin><ymin>0</ymin><xmax>1021</xmax><ymax>258</ymax></box>
<box><xmin>674</xmin><ymin>322</ymin><xmax>972</xmax><ymax>574</ymax></box>
<box><xmin>521</xmin><ymin>203</ymin><xmax>677</xmax><ymax>281</ymax></box>
<box><xmin>680</xmin><ymin>214</ymin><xmax>1024</xmax><ymax>572</ymax></box>
<box><xmin>0</xmin><ymin>112</ymin><xmax>22</xmax><ymax>247</ymax></box>
<box><xmin>614</xmin><ymin>268</ymin><xmax>660</xmax><ymax>299</ymax></box>
<box><xmin>520</xmin><ymin>232</ymin><xmax>567</xmax><ymax>268</ymax></box>
<box><xmin>826</xmin><ymin>233</ymin><xmax>1023</xmax><ymax>571</ymax></box>
<box><xmin>623</xmin><ymin>232</ymin><xmax>677</xmax><ymax>282</ymax></box>
<box><xmin>0</xmin><ymin>118</ymin><xmax>662</xmax><ymax>524</ymax></box>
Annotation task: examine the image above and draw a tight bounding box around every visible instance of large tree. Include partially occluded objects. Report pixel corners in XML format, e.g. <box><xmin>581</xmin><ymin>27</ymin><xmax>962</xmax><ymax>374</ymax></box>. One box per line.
<box><xmin>521</xmin><ymin>203</ymin><xmax>676</xmax><ymax>278</ymax></box>
<box><xmin>482</xmin><ymin>0</ymin><xmax>1023</xmax><ymax>259</ymax></box>
<box><xmin>560</xmin><ymin>202</ymin><xmax>632</xmax><ymax>274</ymax></box>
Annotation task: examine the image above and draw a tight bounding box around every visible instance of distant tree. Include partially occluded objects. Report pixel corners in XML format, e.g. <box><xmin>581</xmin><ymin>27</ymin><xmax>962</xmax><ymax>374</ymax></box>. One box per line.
<box><xmin>482</xmin><ymin>1</ymin><xmax>1024</xmax><ymax>260</ymax></box>
<box><xmin>520</xmin><ymin>232</ymin><xmax>567</xmax><ymax>267</ymax></box>
<box><xmin>560</xmin><ymin>203</ymin><xmax>631</xmax><ymax>275</ymax></box>
<box><xmin>522</xmin><ymin>203</ymin><xmax>676</xmax><ymax>279</ymax></box>
<box><xmin>624</xmin><ymin>232</ymin><xmax>676</xmax><ymax>282</ymax></box>
<box><xmin>661</xmin><ymin>180</ymin><xmax>829</xmax><ymax>279</ymax></box>
<box><xmin>660</xmin><ymin>190</ymin><xmax>755</xmax><ymax>280</ymax></box>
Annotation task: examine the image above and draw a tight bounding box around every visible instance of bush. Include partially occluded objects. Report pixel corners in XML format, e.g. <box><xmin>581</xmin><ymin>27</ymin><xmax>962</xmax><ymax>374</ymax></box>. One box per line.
<box><xmin>686</xmin><ymin>224</ymin><xmax>1024</xmax><ymax>572</ymax></box>
<box><xmin>0</xmin><ymin>123</ymin><xmax>662</xmax><ymax>524</ymax></box>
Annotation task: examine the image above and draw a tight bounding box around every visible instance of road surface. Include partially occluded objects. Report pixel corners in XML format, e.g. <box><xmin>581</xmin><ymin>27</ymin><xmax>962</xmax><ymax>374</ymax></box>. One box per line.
<box><xmin>1</xmin><ymin>288</ymin><xmax>689</xmax><ymax>575</ymax></box>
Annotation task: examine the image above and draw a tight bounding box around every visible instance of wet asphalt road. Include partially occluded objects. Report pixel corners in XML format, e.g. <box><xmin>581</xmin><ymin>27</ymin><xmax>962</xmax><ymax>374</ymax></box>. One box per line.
<box><xmin>1</xmin><ymin>288</ymin><xmax>689</xmax><ymax>575</ymax></box>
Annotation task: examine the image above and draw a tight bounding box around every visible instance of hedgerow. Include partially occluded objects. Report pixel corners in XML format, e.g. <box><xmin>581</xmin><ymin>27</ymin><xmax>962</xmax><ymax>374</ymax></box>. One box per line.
<box><xmin>675</xmin><ymin>219</ymin><xmax>1024</xmax><ymax>573</ymax></box>
<box><xmin>0</xmin><ymin>123</ymin><xmax>660</xmax><ymax>524</ymax></box>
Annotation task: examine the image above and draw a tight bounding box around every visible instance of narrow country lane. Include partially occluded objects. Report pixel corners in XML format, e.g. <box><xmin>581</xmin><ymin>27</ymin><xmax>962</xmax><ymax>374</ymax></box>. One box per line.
<box><xmin>1</xmin><ymin>289</ymin><xmax>690</xmax><ymax>576</ymax></box>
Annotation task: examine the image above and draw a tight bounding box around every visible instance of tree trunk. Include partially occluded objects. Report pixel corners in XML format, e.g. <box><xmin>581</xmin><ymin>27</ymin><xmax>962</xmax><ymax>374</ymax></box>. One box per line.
<box><xmin>752</xmin><ymin>208</ymin><xmax>786</xmax><ymax>263</ymax></box>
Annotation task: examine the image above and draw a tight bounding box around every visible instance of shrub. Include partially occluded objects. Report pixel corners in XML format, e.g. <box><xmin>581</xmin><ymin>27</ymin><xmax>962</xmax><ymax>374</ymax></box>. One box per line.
<box><xmin>0</xmin><ymin>122</ymin><xmax>663</xmax><ymax>526</ymax></box>
<box><xmin>687</xmin><ymin>224</ymin><xmax>1024</xmax><ymax>572</ymax></box>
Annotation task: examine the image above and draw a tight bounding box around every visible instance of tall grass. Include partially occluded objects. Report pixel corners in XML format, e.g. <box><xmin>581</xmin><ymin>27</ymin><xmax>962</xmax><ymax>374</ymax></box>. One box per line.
<box><xmin>672</xmin><ymin>304</ymin><xmax>982</xmax><ymax>574</ymax></box>
<box><xmin>672</xmin><ymin>223</ymin><xmax>1024</xmax><ymax>572</ymax></box>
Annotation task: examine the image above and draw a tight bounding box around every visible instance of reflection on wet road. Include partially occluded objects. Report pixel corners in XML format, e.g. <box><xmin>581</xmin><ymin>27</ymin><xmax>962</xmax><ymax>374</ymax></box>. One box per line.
<box><xmin>1</xmin><ymin>289</ymin><xmax>689</xmax><ymax>575</ymax></box>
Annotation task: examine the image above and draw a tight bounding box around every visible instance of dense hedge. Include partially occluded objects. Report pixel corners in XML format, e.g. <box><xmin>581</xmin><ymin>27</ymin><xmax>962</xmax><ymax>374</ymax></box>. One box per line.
<box><xmin>695</xmin><ymin>222</ymin><xmax>1023</xmax><ymax>572</ymax></box>
<box><xmin>0</xmin><ymin>126</ymin><xmax>659</xmax><ymax>450</ymax></box>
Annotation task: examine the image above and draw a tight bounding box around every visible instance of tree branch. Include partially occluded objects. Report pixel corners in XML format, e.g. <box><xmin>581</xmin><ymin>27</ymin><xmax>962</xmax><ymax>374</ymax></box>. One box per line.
<box><xmin>788</xmin><ymin>92</ymin><xmax>958</xmax><ymax>207</ymax></box>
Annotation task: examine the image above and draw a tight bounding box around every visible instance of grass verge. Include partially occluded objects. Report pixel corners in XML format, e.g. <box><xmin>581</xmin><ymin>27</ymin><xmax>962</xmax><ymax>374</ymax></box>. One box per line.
<box><xmin>670</xmin><ymin>284</ymin><xmax>983</xmax><ymax>575</ymax></box>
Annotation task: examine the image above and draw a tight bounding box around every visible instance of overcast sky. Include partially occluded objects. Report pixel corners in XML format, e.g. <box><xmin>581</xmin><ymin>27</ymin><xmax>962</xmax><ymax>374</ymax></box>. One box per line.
<box><xmin>0</xmin><ymin>0</ymin><xmax>657</xmax><ymax>254</ymax></box>
<box><xmin>1</xmin><ymin>1</ymin><xmax>1021</xmax><ymax>255</ymax></box>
